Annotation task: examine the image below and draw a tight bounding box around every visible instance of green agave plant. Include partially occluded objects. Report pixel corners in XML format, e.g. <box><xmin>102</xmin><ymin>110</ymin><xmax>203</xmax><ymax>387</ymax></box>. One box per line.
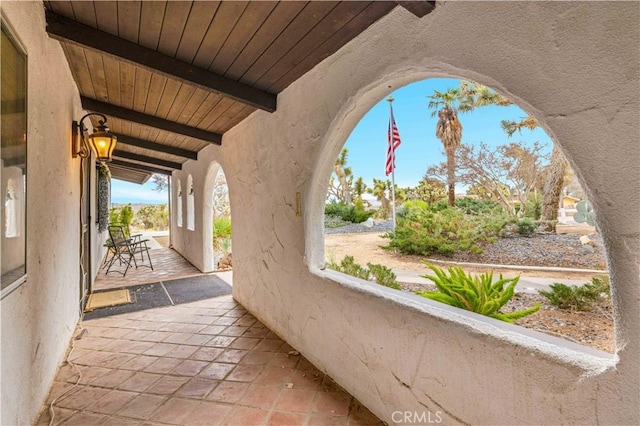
<box><xmin>416</xmin><ymin>264</ymin><xmax>540</xmax><ymax>323</ymax></box>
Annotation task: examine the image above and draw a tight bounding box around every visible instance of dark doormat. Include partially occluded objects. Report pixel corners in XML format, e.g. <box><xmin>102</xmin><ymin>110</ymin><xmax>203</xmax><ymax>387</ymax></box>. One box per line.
<box><xmin>84</xmin><ymin>275</ymin><xmax>231</xmax><ymax>320</ymax></box>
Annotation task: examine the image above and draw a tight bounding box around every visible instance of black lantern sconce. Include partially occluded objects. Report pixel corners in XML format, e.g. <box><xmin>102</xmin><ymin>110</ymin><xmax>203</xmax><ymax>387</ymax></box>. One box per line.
<box><xmin>72</xmin><ymin>113</ymin><xmax>117</xmax><ymax>163</ymax></box>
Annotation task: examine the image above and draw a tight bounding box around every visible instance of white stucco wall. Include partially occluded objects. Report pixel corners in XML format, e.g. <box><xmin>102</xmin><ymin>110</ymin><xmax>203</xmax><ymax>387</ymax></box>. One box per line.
<box><xmin>171</xmin><ymin>3</ymin><xmax>639</xmax><ymax>424</ymax></box>
<box><xmin>0</xmin><ymin>2</ymin><xmax>88</xmax><ymax>424</ymax></box>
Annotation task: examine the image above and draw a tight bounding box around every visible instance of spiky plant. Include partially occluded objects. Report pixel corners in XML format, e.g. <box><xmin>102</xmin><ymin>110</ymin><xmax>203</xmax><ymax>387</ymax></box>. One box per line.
<box><xmin>416</xmin><ymin>264</ymin><xmax>540</xmax><ymax>323</ymax></box>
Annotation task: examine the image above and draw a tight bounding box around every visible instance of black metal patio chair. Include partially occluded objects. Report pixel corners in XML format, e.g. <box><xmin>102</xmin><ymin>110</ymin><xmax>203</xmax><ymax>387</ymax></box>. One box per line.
<box><xmin>105</xmin><ymin>225</ymin><xmax>154</xmax><ymax>276</ymax></box>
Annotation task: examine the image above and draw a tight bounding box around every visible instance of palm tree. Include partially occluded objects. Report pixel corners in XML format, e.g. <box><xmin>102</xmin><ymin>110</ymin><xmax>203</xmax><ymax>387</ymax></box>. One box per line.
<box><xmin>428</xmin><ymin>89</ymin><xmax>463</xmax><ymax>206</ymax></box>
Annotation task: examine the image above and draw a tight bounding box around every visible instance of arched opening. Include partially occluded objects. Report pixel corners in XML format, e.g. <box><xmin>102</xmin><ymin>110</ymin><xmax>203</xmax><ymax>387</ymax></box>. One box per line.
<box><xmin>186</xmin><ymin>174</ymin><xmax>195</xmax><ymax>231</ymax></box>
<box><xmin>314</xmin><ymin>77</ymin><xmax>613</xmax><ymax>354</ymax></box>
<box><xmin>203</xmin><ymin>162</ymin><xmax>232</xmax><ymax>274</ymax></box>
<box><xmin>176</xmin><ymin>179</ymin><xmax>183</xmax><ymax>228</ymax></box>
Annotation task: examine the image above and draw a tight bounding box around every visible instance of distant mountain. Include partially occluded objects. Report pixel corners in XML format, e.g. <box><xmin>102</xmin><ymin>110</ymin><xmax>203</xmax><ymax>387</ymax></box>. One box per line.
<box><xmin>112</xmin><ymin>202</ymin><xmax>166</xmax><ymax>212</ymax></box>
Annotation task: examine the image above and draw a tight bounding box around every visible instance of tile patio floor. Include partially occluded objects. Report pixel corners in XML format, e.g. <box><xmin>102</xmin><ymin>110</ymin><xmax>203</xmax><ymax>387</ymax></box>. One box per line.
<box><xmin>37</xmin><ymin>295</ymin><xmax>382</xmax><ymax>425</ymax></box>
<box><xmin>95</xmin><ymin>247</ymin><xmax>203</xmax><ymax>291</ymax></box>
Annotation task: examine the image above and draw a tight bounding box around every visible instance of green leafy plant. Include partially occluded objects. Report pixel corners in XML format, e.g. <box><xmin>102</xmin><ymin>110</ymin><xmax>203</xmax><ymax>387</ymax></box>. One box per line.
<box><xmin>515</xmin><ymin>218</ymin><xmax>537</xmax><ymax>236</ymax></box>
<box><xmin>416</xmin><ymin>264</ymin><xmax>540</xmax><ymax>323</ymax></box>
<box><xmin>324</xmin><ymin>201</ymin><xmax>374</xmax><ymax>224</ymax></box>
<box><xmin>539</xmin><ymin>276</ymin><xmax>610</xmax><ymax>311</ymax></box>
<box><xmin>574</xmin><ymin>200</ymin><xmax>597</xmax><ymax>227</ymax></box>
<box><xmin>324</xmin><ymin>214</ymin><xmax>351</xmax><ymax>228</ymax></box>
<box><xmin>327</xmin><ymin>255</ymin><xmax>400</xmax><ymax>290</ymax></box>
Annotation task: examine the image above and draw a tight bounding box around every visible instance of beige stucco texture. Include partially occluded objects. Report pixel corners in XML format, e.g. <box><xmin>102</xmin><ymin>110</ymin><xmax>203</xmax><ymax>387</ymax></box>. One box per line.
<box><xmin>175</xmin><ymin>2</ymin><xmax>640</xmax><ymax>425</ymax></box>
<box><xmin>0</xmin><ymin>2</ymin><xmax>91</xmax><ymax>425</ymax></box>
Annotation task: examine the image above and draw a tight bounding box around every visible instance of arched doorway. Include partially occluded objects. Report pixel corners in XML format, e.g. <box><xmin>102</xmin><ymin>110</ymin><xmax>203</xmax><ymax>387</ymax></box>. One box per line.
<box><xmin>202</xmin><ymin>162</ymin><xmax>231</xmax><ymax>273</ymax></box>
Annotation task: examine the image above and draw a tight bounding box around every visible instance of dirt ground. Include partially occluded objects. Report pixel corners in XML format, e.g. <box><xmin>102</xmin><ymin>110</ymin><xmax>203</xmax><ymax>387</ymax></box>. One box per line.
<box><xmin>325</xmin><ymin>232</ymin><xmax>615</xmax><ymax>354</ymax></box>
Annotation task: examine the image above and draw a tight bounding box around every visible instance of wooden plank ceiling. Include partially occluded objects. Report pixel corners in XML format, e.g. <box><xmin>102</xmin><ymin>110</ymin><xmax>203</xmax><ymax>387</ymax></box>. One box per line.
<box><xmin>44</xmin><ymin>1</ymin><xmax>435</xmax><ymax>179</ymax></box>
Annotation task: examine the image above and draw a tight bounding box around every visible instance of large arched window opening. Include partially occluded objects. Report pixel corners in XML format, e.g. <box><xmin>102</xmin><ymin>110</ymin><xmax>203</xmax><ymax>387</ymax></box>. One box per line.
<box><xmin>317</xmin><ymin>77</ymin><xmax>613</xmax><ymax>354</ymax></box>
<box><xmin>202</xmin><ymin>162</ymin><xmax>232</xmax><ymax>274</ymax></box>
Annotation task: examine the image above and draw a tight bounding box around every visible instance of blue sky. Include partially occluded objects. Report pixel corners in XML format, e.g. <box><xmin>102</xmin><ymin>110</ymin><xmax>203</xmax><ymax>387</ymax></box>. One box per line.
<box><xmin>111</xmin><ymin>78</ymin><xmax>553</xmax><ymax>204</ymax></box>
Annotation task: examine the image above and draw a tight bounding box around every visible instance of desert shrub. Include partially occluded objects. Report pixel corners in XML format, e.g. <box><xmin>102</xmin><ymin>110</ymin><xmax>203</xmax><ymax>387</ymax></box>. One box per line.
<box><xmin>383</xmin><ymin>206</ymin><xmax>508</xmax><ymax>256</ymax></box>
<box><xmin>455</xmin><ymin>198</ymin><xmax>502</xmax><ymax>216</ymax></box>
<box><xmin>416</xmin><ymin>264</ymin><xmax>540</xmax><ymax>323</ymax></box>
<box><xmin>397</xmin><ymin>199</ymin><xmax>429</xmax><ymax>218</ymax></box>
<box><xmin>327</xmin><ymin>255</ymin><xmax>400</xmax><ymax>290</ymax></box>
<box><xmin>539</xmin><ymin>276</ymin><xmax>610</xmax><ymax>311</ymax></box>
<box><xmin>213</xmin><ymin>216</ymin><xmax>232</xmax><ymax>253</ymax></box>
<box><xmin>525</xmin><ymin>196</ymin><xmax>542</xmax><ymax>220</ymax></box>
<box><xmin>516</xmin><ymin>218</ymin><xmax>537</xmax><ymax>236</ymax></box>
<box><xmin>324</xmin><ymin>214</ymin><xmax>350</xmax><ymax>228</ymax></box>
<box><xmin>324</xmin><ymin>202</ymin><xmax>374</xmax><ymax>224</ymax></box>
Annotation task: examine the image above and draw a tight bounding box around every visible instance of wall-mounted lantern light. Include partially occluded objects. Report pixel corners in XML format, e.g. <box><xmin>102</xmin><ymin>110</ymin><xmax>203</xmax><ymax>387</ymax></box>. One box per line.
<box><xmin>72</xmin><ymin>113</ymin><xmax>117</xmax><ymax>163</ymax></box>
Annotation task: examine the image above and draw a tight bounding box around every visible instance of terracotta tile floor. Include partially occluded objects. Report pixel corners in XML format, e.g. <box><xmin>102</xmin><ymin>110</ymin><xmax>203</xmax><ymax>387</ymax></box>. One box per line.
<box><xmin>95</xmin><ymin>247</ymin><xmax>202</xmax><ymax>291</ymax></box>
<box><xmin>38</xmin><ymin>295</ymin><xmax>382</xmax><ymax>425</ymax></box>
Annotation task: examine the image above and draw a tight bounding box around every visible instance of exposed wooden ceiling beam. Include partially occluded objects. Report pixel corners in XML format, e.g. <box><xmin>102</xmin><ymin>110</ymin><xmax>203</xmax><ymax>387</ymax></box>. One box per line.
<box><xmin>113</xmin><ymin>133</ymin><xmax>198</xmax><ymax>160</ymax></box>
<box><xmin>113</xmin><ymin>150</ymin><xmax>182</xmax><ymax>170</ymax></box>
<box><xmin>395</xmin><ymin>1</ymin><xmax>436</xmax><ymax>18</ymax></box>
<box><xmin>45</xmin><ymin>9</ymin><xmax>277</xmax><ymax>112</ymax></box>
<box><xmin>82</xmin><ymin>97</ymin><xmax>222</xmax><ymax>145</ymax></box>
<box><xmin>110</xmin><ymin>159</ymin><xmax>173</xmax><ymax>176</ymax></box>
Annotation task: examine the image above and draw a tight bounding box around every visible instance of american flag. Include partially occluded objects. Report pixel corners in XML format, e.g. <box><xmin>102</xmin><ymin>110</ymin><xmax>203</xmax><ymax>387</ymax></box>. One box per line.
<box><xmin>385</xmin><ymin>105</ymin><xmax>401</xmax><ymax>176</ymax></box>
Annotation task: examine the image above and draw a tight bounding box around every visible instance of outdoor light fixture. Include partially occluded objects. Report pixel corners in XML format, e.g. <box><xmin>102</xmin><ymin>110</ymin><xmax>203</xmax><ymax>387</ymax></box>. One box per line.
<box><xmin>72</xmin><ymin>113</ymin><xmax>117</xmax><ymax>163</ymax></box>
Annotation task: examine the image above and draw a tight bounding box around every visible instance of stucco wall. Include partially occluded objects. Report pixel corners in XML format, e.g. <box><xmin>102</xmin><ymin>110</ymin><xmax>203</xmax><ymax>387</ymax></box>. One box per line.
<box><xmin>0</xmin><ymin>2</ymin><xmax>87</xmax><ymax>424</ymax></box>
<box><xmin>171</xmin><ymin>2</ymin><xmax>639</xmax><ymax>424</ymax></box>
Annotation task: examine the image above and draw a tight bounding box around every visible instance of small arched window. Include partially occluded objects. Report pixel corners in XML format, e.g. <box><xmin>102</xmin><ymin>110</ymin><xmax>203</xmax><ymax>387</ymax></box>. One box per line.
<box><xmin>187</xmin><ymin>174</ymin><xmax>195</xmax><ymax>231</ymax></box>
<box><xmin>176</xmin><ymin>179</ymin><xmax>183</xmax><ymax>228</ymax></box>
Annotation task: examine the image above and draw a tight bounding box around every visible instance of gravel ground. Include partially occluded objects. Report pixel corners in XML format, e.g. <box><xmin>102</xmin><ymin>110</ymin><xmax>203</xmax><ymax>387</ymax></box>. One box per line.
<box><xmin>326</xmin><ymin>220</ymin><xmax>606</xmax><ymax>270</ymax></box>
<box><xmin>325</xmin><ymin>219</ymin><xmax>394</xmax><ymax>235</ymax></box>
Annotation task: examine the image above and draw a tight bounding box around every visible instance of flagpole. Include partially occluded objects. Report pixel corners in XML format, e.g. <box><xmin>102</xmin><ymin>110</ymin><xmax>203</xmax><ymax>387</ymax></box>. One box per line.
<box><xmin>387</xmin><ymin>95</ymin><xmax>397</xmax><ymax>232</ymax></box>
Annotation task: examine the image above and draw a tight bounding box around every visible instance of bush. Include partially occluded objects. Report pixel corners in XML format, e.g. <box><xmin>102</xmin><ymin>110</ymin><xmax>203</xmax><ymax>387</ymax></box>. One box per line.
<box><xmin>539</xmin><ymin>276</ymin><xmax>610</xmax><ymax>311</ymax></box>
<box><xmin>325</xmin><ymin>202</ymin><xmax>374</xmax><ymax>224</ymax></box>
<box><xmin>416</xmin><ymin>264</ymin><xmax>540</xmax><ymax>323</ymax></box>
<box><xmin>516</xmin><ymin>218</ymin><xmax>537</xmax><ymax>236</ymax></box>
<box><xmin>383</xmin><ymin>206</ymin><xmax>508</xmax><ymax>256</ymax></box>
<box><xmin>324</xmin><ymin>214</ymin><xmax>350</xmax><ymax>228</ymax></box>
<box><xmin>455</xmin><ymin>198</ymin><xmax>502</xmax><ymax>216</ymax></box>
<box><xmin>327</xmin><ymin>255</ymin><xmax>400</xmax><ymax>290</ymax></box>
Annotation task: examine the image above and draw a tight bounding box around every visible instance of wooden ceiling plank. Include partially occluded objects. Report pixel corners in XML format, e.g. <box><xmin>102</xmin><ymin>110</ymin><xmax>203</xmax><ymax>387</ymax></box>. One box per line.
<box><xmin>144</xmin><ymin>73</ymin><xmax>168</xmax><ymax>116</ymax></box>
<box><xmin>164</xmin><ymin>85</ymin><xmax>197</xmax><ymax>123</ymax></box>
<box><xmin>155</xmin><ymin>79</ymin><xmax>182</xmax><ymax>119</ymax></box>
<box><xmin>139</xmin><ymin>1</ymin><xmax>167</xmax><ymax>50</ymax></box>
<box><xmin>46</xmin><ymin>1</ymin><xmax>75</xmax><ymax>18</ymax></box>
<box><xmin>175</xmin><ymin>1</ymin><xmax>220</xmax><ymax>64</ymax></box>
<box><xmin>192</xmin><ymin>1</ymin><xmax>248</xmax><ymax>70</ymax></box>
<box><xmin>111</xmin><ymin>158</ymin><xmax>173</xmax><ymax>176</ymax></box>
<box><xmin>174</xmin><ymin>88</ymin><xmax>210</xmax><ymax>127</ymax></box>
<box><xmin>84</xmin><ymin>49</ymin><xmax>109</xmax><ymax>102</ymax></box>
<box><xmin>240</xmin><ymin>1</ymin><xmax>338</xmax><ymax>85</ymax></box>
<box><xmin>69</xmin><ymin>1</ymin><xmax>97</xmax><ymax>28</ymax></box>
<box><xmin>93</xmin><ymin>1</ymin><xmax>118</xmax><ymax>34</ymax></box>
<box><xmin>209</xmin><ymin>101</ymin><xmax>248</xmax><ymax>133</ymax></box>
<box><xmin>114</xmin><ymin>133</ymin><xmax>198</xmax><ymax>160</ymax></box>
<box><xmin>257</xmin><ymin>1</ymin><xmax>371</xmax><ymax>88</ymax></box>
<box><xmin>224</xmin><ymin>1</ymin><xmax>307</xmax><ymax>81</ymax></box>
<box><xmin>270</xmin><ymin>1</ymin><xmax>397</xmax><ymax>92</ymax></box>
<box><xmin>209</xmin><ymin>1</ymin><xmax>277</xmax><ymax>75</ymax></box>
<box><xmin>220</xmin><ymin>104</ymin><xmax>255</xmax><ymax>133</ymax></box>
<box><xmin>113</xmin><ymin>149</ymin><xmax>182</xmax><ymax>170</ymax></box>
<box><xmin>129</xmin><ymin>122</ymin><xmax>142</xmax><ymax>140</ymax></box>
<box><xmin>102</xmin><ymin>55</ymin><xmax>121</xmax><ymax>106</ymax></box>
<box><xmin>133</xmin><ymin>66</ymin><xmax>153</xmax><ymax>114</ymax></box>
<box><xmin>46</xmin><ymin>10</ymin><xmax>277</xmax><ymax>112</ymax></box>
<box><xmin>116</xmin><ymin>1</ymin><xmax>142</xmax><ymax>44</ymax></box>
<box><xmin>64</xmin><ymin>44</ymin><xmax>96</xmax><ymax>99</ymax></box>
<box><xmin>157</xmin><ymin>1</ymin><xmax>193</xmax><ymax>58</ymax></box>
<box><xmin>119</xmin><ymin>61</ymin><xmax>136</xmax><ymax>110</ymax></box>
<box><xmin>187</xmin><ymin>93</ymin><xmax>223</xmax><ymax>128</ymax></box>
<box><xmin>198</xmin><ymin>97</ymin><xmax>236</xmax><ymax>130</ymax></box>
<box><xmin>81</xmin><ymin>96</ymin><xmax>222</xmax><ymax>145</ymax></box>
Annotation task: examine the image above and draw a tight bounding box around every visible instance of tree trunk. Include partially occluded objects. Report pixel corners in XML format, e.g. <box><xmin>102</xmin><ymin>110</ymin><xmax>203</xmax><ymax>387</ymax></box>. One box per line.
<box><xmin>446</xmin><ymin>147</ymin><xmax>456</xmax><ymax>206</ymax></box>
<box><xmin>541</xmin><ymin>146</ymin><xmax>567</xmax><ymax>231</ymax></box>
